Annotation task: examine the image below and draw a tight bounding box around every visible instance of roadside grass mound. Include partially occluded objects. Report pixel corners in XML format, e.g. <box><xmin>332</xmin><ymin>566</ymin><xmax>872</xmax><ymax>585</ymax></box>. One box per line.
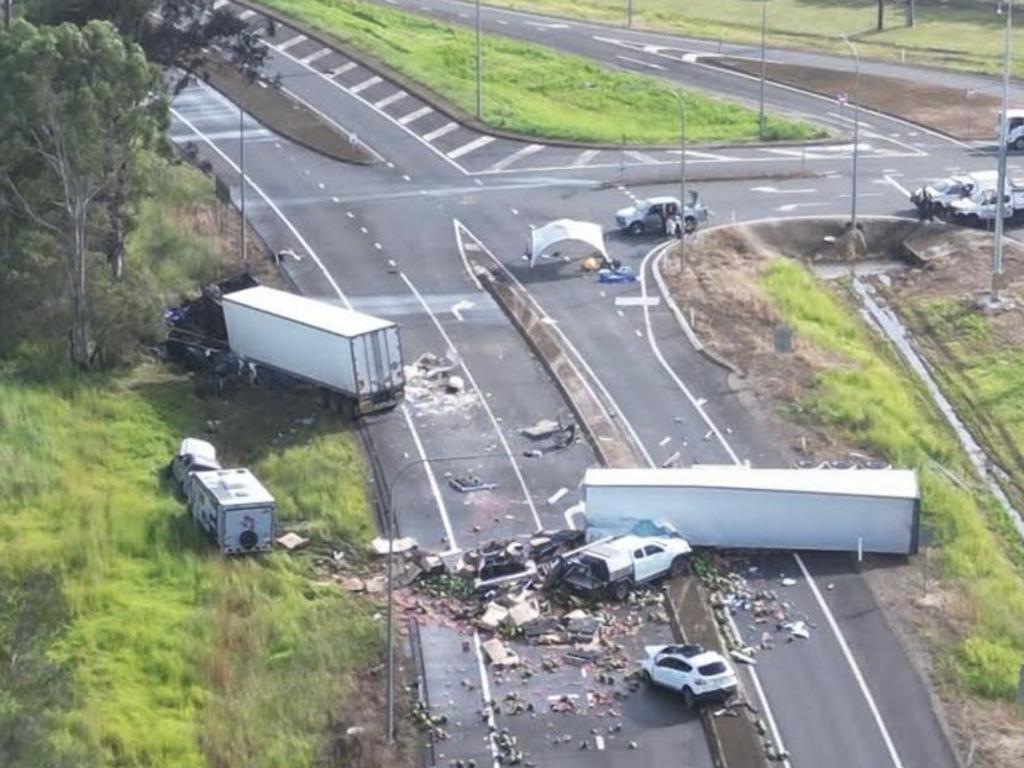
<box><xmin>485</xmin><ymin>0</ymin><xmax>1024</xmax><ymax>78</ymax></box>
<box><xmin>253</xmin><ymin>0</ymin><xmax>823</xmax><ymax>144</ymax></box>
<box><xmin>758</xmin><ymin>259</ymin><xmax>1024</xmax><ymax>701</ymax></box>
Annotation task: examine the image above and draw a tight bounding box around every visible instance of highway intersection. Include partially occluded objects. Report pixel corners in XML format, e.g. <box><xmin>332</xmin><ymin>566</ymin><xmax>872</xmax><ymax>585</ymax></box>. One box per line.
<box><xmin>169</xmin><ymin>3</ymin><xmax>1015</xmax><ymax>766</ymax></box>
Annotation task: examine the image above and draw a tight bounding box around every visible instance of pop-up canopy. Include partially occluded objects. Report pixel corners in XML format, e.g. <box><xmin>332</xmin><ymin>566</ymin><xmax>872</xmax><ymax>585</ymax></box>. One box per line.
<box><xmin>528</xmin><ymin>219</ymin><xmax>608</xmax><ymax>268</ymax></box>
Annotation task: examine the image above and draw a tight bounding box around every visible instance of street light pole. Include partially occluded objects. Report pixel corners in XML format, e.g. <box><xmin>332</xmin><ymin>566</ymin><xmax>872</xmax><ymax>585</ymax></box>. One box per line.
<box><xmin>384</xmin><ymin>452</ymin><xmax>501</xmax><ymax>743</ymax></box>
<box><xmin>475</xmin><ymin>0</ymin><xmax>483</xmax><ymax>120</ymax></box>
<box><xmin>841</xmin><ymin>35</ymin><xmax>861</xmax><ymax>230</ymax></box>
<box><xmin>759</xmin><ymin>2</ymin><xmax>768</xmax><ymax>139</ymax></box>
<box><xmin>993</xmin><ymin>0</ymin><xmax>1013</xmax><ymax>302</ymax></box>
<box><xmin>239</xmin><ymin>99</ymin><xmax>247</xmax><ymax>263</ymax></box>
<box><xmin>3</xmin><ymin>0</ymin><xmax>11</xmax><ymax>30</ymax></box>
<box><xmin>627</xmin><ymin>0</ymin><xmax>633</xmax><ymax>29</ymax></box>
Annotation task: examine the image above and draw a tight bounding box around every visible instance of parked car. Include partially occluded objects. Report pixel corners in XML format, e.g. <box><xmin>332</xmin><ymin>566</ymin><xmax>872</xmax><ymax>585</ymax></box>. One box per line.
<box><xmin>169</xmin><ymin>437</ymin><xmax>220</xmax><ymax>495</ymax></box>
<box><xmin>640</xmin><ymin>644</ymin><xmax>738</xmax><ymax>707</ymax></box>
<box><xmin>615</xmin><ymin>193</ymin><xmax>709</xmax><ymax>236</ymax></box>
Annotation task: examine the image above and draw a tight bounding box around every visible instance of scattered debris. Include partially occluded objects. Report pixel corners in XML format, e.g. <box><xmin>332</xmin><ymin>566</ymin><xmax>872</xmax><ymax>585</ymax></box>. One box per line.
<box><xmin>276</xmin><ymin>532</ymin><xmax>310</xmax><ymax>551</ymax></box>
<box><xmin>780</xmin><ymin>577</ymin><xmax>797</xmax><ymax>587</ymax></box>
<box><xmin>370</xmin><ymin>536</ymin><xmax>418</xmax><ymax>555</ymax></box>
<box><xmin>482</xmin><ymin>637</ymin><xmax>519</xmax><ymax>667</ymax></box>
<box><xmin>448</xmin><ymin>473</ymin><xmax>498</xmax><ymax>493</ymax></box>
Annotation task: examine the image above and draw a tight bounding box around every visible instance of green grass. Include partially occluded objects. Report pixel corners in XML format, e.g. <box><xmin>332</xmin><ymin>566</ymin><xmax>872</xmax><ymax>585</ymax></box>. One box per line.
<box><xmin>484</xmin><ymin>0</ymin><xmax>1024</xmax><ymax>79</ymax></box>
<box><xmin>254</xmin><ymin>0</ymin><xmax>822</xmax><ymax>143</ymax></box>
<box><xmin>758</xmin><ymin>259</ymin><xmax>1024</xmax><ymax>700</ymax></box>
<box><xmin>0</xmin><ymin>371</ymin><xmax>381</xmax><ymax>767</ymax></box>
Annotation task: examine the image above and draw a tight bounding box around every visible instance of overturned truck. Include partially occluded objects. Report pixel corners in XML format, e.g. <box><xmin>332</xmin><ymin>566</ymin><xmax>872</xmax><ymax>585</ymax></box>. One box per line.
<box><xmin>583</xmin><ymin>466</ymin><xmax>920</xmax><ymax>555</ymax></box>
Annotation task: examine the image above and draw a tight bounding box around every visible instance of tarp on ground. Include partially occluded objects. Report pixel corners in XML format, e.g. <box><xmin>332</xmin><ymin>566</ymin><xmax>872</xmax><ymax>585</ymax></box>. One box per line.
<box><xmin>529</xmin><ymin>219</ymin><xmax>608</xmax><ymax>268</ymax></box>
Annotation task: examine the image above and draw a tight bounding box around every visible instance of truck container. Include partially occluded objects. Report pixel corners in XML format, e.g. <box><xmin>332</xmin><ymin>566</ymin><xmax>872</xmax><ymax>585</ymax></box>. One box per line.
<box><xmin>221</xmin><ymin>286</ymin><xmax>403</xmax><ymax>416</ymax></box>
<box><xmin>583</xmin><ymin>466</ymin><xmax>919</xmax><ymax>555</ymax></box>
<box><xmin>187</xmin><ymin>468</ymin><xmax>276</xmax><ymax>555</ymax></box>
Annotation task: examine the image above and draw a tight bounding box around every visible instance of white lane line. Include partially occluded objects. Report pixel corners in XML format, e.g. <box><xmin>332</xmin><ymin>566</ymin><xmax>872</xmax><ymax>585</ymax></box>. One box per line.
<box><xmin>330</xmin><ymin>61</ymin><xmax>358</xmax><ymax>77</ymax></box>
<box><xmin>616</xmin><ymin>54</ymin><xmax>666</xmax><ymax>71</ymax></box>
<box><xmin>350</xmin><ymin>75</ymin><xmax>382</xmax><ymax>94</ymax></box>
<box><xmin>625</xmin><ymin>150</ymin><xmax>659</xmax><ymax>165</ymax></box>
<box><xmin>398</xmin><ymin>271</ymin><xmax>543</xmax><ymax>531</ymax></box>
<box><xmin>795</xmin><ymin>554</ymin><xmax>905</xmax><ymax>768</ymax></box>
<box><xmin>299</xmin><ymin>48</ymin><xmax>332</xmax><ymax>65</ymax></box>
<box><xmin>572</xmin><ymin>149</ymin><xmax>600</xmax><ymax>167</ymax></box>
<box><xmin>883</xmin><ymin>174</ymin><xmax>911</xmax><ymax>198</ymax></box>
<box><xmin>172</xmin><ymin>98</ymin><xmax>457</xmax><ymax>554</ymax></box>
<box><xmin>213</xmin><ymin>0</ymin><xmax>228</xmax><ymax>8</ymax></box>
<box><xmin>423</xmin><ymin>121</ymin><xmax>459</xmax><ymax>142</ymax></box>
<box><xmin>170</xmin><ymin>128</ymin><xmax>274</xmax><ymax>142</ymax></box>
<box><xmin>684</xmin><ymin>149</ymin><xmax>733</xmax><ymax>161</ymax></box>
<box><xmin>472</xmin><ymin>631</ymin><xmax>503</xmax><ymax>768</ymax></box>
<box><xmin>398</xmin><ymin>105</ymin><xmax>433</xmax><ymax>125</ymax></box>
<box><xmin>401</xmin><ymin>405</ymin><xmax>459</xmax><ymax>550</ymax></box>
<box><xmin>238</xmin><ymin>9</ymin><xmax>256</xmax><ymax>20</ymax></box>
<box><xmin>447</xmin><ymin>135</ymin><xmax>496</xmax><ymax>159</ymax></box>
<box><xmin>276</xmin><ymin>34</ymin><xmax>307</xmax><ymax>52</ymax></box>
<box><xmin>374</xmin><ymin>90</ymin><xmax>408</xmax><ymax>109</ymax></box>
<box><xmin>452</xmin><ymin>220</ymin><xmax>484</xmax><ymax>292</ymax></box>
<box><xmin>453</xmin><ymin>219</ymin><xmax>654</xmax><ymax>467</ymax></box>
<box><xmin>169</xmin><ymin>102</ymin><xmax>346</xmax><ymax>302</ymax></box>
<box><xmin>487</xmin><ymin>143</ymin><xmax>545</xmax><ymax>171</ymax></box>
<box><xmin>275</xmin><ymin>82</ymin><xmax>385</xmax><ymax>163</ymax></box>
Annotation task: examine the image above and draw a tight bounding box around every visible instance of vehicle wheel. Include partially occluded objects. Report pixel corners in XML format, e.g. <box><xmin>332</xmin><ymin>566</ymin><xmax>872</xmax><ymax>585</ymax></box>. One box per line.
<box><xmin>612</xmin><ymin>581</ymin><xmax>630</xmax><ymax>601</ymax></box>
<box><xmin>670</xmin><ymin>556</ymin><xmax>689</xmax><ymax>577</ymax></box>
<box><xmin>1014</xmin><ymin>136</ymin><xmax>1024</xmax><ymax>151</ymax></box>
<box><xmin>684</xmin><ymin>216</ymin><xmax>697</xmax><ymax>234</ymax></box>
<box><xmin>629</xmin><ymin>221</ymin><xmax>645</xmax><ymax>236</ymax></box>
<box><xmin>682</xmin><ymin>687</ymin><xmax>695</xmax><ymax>709</ymax></box>
<box><xmin>967</xmin><ymin>214</ymin><xmax>980</xmax><ymax>227</ymax></box>
<box><xmin>641</xmin><ymin>669</ymin><xmax>652</xmax><ymax>684</ymax></box>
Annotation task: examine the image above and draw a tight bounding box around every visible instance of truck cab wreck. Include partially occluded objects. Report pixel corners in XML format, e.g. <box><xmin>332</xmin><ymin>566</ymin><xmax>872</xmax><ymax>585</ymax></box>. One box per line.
<box><xmin>548</xmin><ymin>534</ymin><xmax>692</xmax><ymax>600</ymax></box>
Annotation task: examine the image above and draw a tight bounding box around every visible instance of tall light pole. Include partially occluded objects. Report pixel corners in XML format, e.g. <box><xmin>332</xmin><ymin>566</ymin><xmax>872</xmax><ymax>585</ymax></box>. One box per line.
<box><xmin>759</xmin><ymin>2</ymin><xmax>768</xmax><ymax>139</ymax></box>
<box><xmin>475</xmin><ymin>0</ymin><xmax>483</xmax><ymax>120</ymax></box>
<box><xmin>993</xmin><ymin>0</ymin><xmax>1013</xmax><ymax>303</ymax></box>
<box><xmin>627</xmin><ymin>0</ymin><xmax>633</xmax><ymax>29</ymax></box>
<box><xmin>384</xmin><ymin>452</ymin><xmax>500</xmax><ymax>743</ymax></box>
<box><xmin>841</xmin><ymin>35</ymin><xmax>861</xmax><ymax>230</ymax></box>
<box><xmin>239</xmin><ymin>101</ymin><xmax>247</xmax><ymax>263</ymax></box>
<box><xmin>3</xmin><ymin>0</ymin><xmax>11</xmax><ymax>29</ymax></box>
<box><xmin>676</xmin><ymin>91</ymin><xmax>688</xmax><ymax>271</ymax></box>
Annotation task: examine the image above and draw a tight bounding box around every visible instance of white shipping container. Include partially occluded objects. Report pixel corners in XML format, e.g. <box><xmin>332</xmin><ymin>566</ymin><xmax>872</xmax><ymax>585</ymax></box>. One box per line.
<box><xmin>222</xmin><ymin>287</ymin><xmax>403</xmax><ymax>414</ymax></box>
<box><xmin>583</xmin><ymin>466</ymin><xmax>920</xmax><ymax>555</ymax></box>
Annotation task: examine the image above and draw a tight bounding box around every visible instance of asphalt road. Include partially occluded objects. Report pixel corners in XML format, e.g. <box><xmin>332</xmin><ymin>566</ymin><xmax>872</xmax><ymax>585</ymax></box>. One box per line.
<box><xmin>165</xmin><ymin>3</ymin><xmax>1016</xmax><ymax>767</ymax></box>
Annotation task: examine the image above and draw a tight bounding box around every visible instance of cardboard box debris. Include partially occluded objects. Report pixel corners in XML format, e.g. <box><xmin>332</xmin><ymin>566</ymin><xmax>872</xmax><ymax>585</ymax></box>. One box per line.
<box><xmin>370</xmin><ymin>536</ymin><xmax>418</xmax><ymax>555</ymax></box>
<box><xmin>479</xmin><ymin>602</ymin><xmax>510</xmax><ymax>629</ymax></box>
<box><xmin>508</xmin><ymin>600</ymin><xmax>540</xmax><ymax>627</ymax></box>
<box><xmin>276</xmin><ymin>532</ymin><xmax>310</xmax><ymax>551</ymax></box>
<box><xmin>482</xmin><ymin>637</ymin><xmax>519</xmax><ymax>667</ymax></box>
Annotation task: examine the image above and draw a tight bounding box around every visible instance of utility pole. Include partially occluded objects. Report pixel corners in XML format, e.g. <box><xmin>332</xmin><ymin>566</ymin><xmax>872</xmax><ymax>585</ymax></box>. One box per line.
<box><xmin>677</xmin><ymin>92</ymin><xmax>688</xmax><ymax>273</ymax></box>
<box><xmin>906</xmin><ymin>0</ymin><xmax>915</xmax><ymax>27</ymax></box>
<box><xmin>3</xmin><ymin>0</ymin><xmax>11</xmax><ymax>30</ymax></box>
<box><xmin>759</xmin><ymin>2</ymin><xmax>768</xmax><ymax>139</ymax></box>
<box><xmin>475</xmin><ymin>0</ymin><xmax>482</xmax><ymax>120</ymax></box>
<box><xmin>992</xmin><ymin>0</ymin><xmax>1013</xmax><ymax>303</ymax></box>
<box><xmin>239</xmin><ymin>100</ymin><xmax>247</xmax><ymax>263</ymax></box>
<box><xmin>842</xmin><ymin>35</ymin><xmax>861</xmax><ymax>230</ymax></box>
<box><xmin>627</xmin><ymin>0</ymin><xmax>633</xmax><ymax>29</ymax></box>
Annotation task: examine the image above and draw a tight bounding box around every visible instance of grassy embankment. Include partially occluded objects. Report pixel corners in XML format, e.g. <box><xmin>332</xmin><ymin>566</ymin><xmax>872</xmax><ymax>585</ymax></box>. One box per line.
<box><xmin>0</xmin><ymin>159</ymin><xmax>382</xmax><ymax>767</ymax></box>
<box><xmin>485</xmin><ymin>0</ymin><xmax>1024</xmax><ymax>79</ymax></box>
<box><xmin>253</xmin><ymin>0</ymin><xmax>823</xmax><ymax>143</ymax></box>
<box><xmin>758</xmin><ymin>259</ymin><xmax>1024</xmax><ymax>700</ymax></box>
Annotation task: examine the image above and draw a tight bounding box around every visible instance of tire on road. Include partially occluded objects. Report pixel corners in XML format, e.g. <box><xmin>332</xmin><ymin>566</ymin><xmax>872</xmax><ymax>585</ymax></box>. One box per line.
<box><xmin>682</xmin><ymin>686</ymin><xmax>695</xmax><ymax>709</ymax></box>
<box><xmin>684</xmin><ymin>216</ymin><xmax>697</xmax><ymax>234</ymax></box>
<box><xmin>1014</xmin><ymin>136</ymin><xmax>1024</xmax><ymax>151</ymax></box>
<box><xmin>670</xmin><ymin>556</ymin><xmax>689</xmax><ymax>577</ymax></box>
<box><xmin>629</xmin><ymin>221</ymin><xmax>645</xmax><ymax>235</ymax></box>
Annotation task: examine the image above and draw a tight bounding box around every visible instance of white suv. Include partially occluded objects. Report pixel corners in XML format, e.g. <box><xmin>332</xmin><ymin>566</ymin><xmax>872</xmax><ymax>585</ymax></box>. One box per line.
<box><xmin>640</xmin><ymin>644</ymin><xmax>738</xmax><ymax>707</ymax></box>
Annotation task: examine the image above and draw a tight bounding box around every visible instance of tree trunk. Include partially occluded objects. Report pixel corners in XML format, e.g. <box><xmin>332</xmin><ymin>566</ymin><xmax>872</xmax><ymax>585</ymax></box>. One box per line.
<box><xmin>878</xmin><ymin>0</ymin><xmax>885</xmax><ymax>31</ymax></box>
<box><xmin>68</xmin><ymin>204</ymin><xmax>90</xmax><ymax>368</ymax></box>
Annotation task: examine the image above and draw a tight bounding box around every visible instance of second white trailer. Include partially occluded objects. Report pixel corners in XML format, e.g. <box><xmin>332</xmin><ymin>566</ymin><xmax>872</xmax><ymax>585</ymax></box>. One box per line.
<box><xmin>583</xmin><ymin>466</ymin><xmax>920</xmax><ymax>555</ymax></box>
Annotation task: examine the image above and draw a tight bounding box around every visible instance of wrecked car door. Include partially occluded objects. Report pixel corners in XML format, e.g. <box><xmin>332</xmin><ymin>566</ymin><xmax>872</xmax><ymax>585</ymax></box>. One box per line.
<box><xmin>637</xmin><ymin>544</ymin><xmax>669</xmax><ymax>582</ymax></box>
<box><xmin>653</xmin><ymin>656</ymin><xmax>688</xmax><ymax>689</ymax></box>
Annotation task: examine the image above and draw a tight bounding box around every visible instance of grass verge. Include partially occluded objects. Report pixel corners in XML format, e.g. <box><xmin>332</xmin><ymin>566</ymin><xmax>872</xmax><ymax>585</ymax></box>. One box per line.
<box><xmin>252</xmin><ymin>0</ymin><xmax>823</xmax><ymax>144</ymax></box>
<box><xmin>484</xmin><ymin>0</ymin><xmax>1024</xmax><ymax>79</ymax></box>
<box><xmin>759</xmin><ymin>259</ymin><xmax>1024</xmax><ymax>700</ymax></box>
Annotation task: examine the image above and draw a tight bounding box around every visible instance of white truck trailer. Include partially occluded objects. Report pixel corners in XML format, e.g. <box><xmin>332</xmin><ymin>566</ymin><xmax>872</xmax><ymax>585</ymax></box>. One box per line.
<box><xmin>582</xmin><ymin>466</ymin><xmax>920</xmax><ymax>555</ymax></box>
<box><xmin>187</xmin><ymin>468</ymin><xmax>276</xmax><ymax>555</ymax></box>
<box><xmin>222</xmin><ymin>286</ymin><xmax>404</xmax><ymax>416</ymax></box>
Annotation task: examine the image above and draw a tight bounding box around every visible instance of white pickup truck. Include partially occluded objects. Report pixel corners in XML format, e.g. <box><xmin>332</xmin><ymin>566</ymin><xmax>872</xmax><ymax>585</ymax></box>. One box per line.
<box><xmin>947</xmin><ymin>179</ymin><xmax>1024</xmax><ymax>225</ymax></box>
<box><xmin>998</xmin><ymin>109</ymin><xmax>1024</xmax><ymax>151</ymax></box>
<box><xmin>910</xmin><ymin>173</ymin><xmax>986</xmax><ymax>216</ymax></box>
<box><xmin>549</xmin><ymin>534</ymin><xmax>692</xmax><ymax>599</ymax></box>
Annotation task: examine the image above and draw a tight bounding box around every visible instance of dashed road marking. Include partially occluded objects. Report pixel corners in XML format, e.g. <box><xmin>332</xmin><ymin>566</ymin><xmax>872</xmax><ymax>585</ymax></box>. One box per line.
<box><xmin>299</xmin><ymin>48</ymin><xmax>332</xmax><ymax>65</ymax></box>
<box><xmin>238</xmin><ymin>9</ymin><xmax>256</xmax><ymax>21</ymax></box>
<box><xmin>447</xmin><ymin>135</ymin><xmax>497</xmax><ymax>159</ymax></box>
<box><xmin>423</xmin><ymin>121</ymin><xmax>459</xmax><ymax>142</ymax></box>
<box><xmin>330</xmin><ymin>61</ymin><xmax>358</xmax><ymax>77</ymax></box>
<box><xmin>350</xmin><ymin>75</ymin><xmax>382</xmax><ymax>94</ymax></box>
<box><xmin>374</xmin><ymin>90</ymin><xmax>408</xmax><ymax>109</ymax></box>
<box><xmin>572</xmin><ymin>149</ymin><xmax>600</xmax><ymax>166</ymax></box>
<box><xmin>276</xmin><ymin>34</ymin><xmax>307</xmax><ymax>52</ymax></box>
<box><xmin>626</xmin><ymin>150</ymin><xmax>658</xmax><ymax>164</ymax></box>
<box><xmin>398</xmin><ymin>105</ymin><xmax>433</xmax><ymax>125</ymax></box>
<box><xmin>487</xmin><ymin>143</ymin><xmax>545</xmax><ymax>171</ymax></box>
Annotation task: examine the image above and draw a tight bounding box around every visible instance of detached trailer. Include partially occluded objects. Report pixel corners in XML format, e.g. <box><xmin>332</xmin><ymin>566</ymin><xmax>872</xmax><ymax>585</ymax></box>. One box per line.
<box><xmin>222</xmin><ymin>286</ymin><xmax>403</xmax><ymax>416</ymax></box>
<box><xmin>187</xmin><ymin>468</ymin><xmax>276</xmax><ymax>555</ymax></box>
<box><xmin>583</xmin><ymin>466</ymin><xmax>920</xmax><ymax>555</ymax></box>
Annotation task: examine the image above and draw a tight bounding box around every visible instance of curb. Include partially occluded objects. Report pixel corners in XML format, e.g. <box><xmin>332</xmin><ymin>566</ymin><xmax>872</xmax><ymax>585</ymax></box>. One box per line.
<box><xmin>597</xmin><ymin>169</ymin><xmax>822</xmax><ymax>190</ymax></box>
<box><xmin>239</xmin><ymin>0</ymin><xmax>842</xmax><ymax>152</ymax></box>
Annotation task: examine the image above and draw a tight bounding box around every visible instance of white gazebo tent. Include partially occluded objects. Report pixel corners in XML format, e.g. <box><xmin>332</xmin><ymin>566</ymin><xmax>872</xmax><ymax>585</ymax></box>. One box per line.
<box><xmin>528</xmin><ymin>219</ymin><xmax>608</xmax><ymax>268</ymax></box>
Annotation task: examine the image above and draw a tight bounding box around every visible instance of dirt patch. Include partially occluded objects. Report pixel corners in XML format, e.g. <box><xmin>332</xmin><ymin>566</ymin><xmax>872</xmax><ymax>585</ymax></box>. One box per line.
<box><xmin>712</xmin><ymin>57</ymin><xmax>999</xmax><ymax>140</ymax></box>
<box><xmin>659</xmin><ymin>217</ymin><xmax>1023</xmax><ymax>768</ymax></box>
<box><xmin>204</xmin><ymin>58</ymin><xmax>375</xmax><ymax>165</ymax></box>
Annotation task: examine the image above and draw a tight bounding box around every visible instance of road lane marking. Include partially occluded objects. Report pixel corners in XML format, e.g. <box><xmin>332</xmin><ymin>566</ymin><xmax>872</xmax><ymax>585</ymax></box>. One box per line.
<box><xmin>299</xmin><ymin>48</ymin><xmax>331</xmax><ymax>65</ymax></box>
<box><xmin>795</xmin><ymin>554</ymin><xmax>906</xmax><ymax>768</ymax></box>
<box><xmin>238</xmin><ymin>9</ymin><xmax>256</xmax><ymax>20</ymax></box>
<box><xmin>423</xmin><ymin>122</ymin><xmax>459</xmax><ymax>142</ymax></box>
<box><xmin>350</xmin><ymin>75</ymin><xmax>382</xmax><ymax>94</ymax></box>
<box><xmin>625</xmin><ymin>150</ymin><xmax>658</xmax><ymax>165</ymax></box>
<box><xmin>447</xmin><ymin>135</ymin><xmax>496</xmax><ymax>159</ymax></box>
<box><xmin>276</xmin><ymin>34</ymin><xmax>307</xmax><ymax>52</ymax></box>
<box><xmin>572</xmin><ymin>149</ymin><xmax>600</xmax><ymax>166</ymax></box>
<box><xmin>616</xmin><ymin>54</ymin><xmax>666</xmax><ymax>71</ymax></box>
<box><xmin>450</xmin><ymin>299</ymin><xmax>474</xmax><ymax>321</ymax></box>
<box><xmin>883</xmin><ymin>174</ymin><xmax>911</xmax><ymax>198</ymax></box>
<box><xmin>399</xmin><ymin>271</ymin><xmax>543</xmax><ymax>531</ymax></box>
<box><xmin>330</xmin><ymin>61</ymin><xmax>358</xmax><ymax>77</ymax></box>
<box><xmin>401</xmin><ymin>405</ymin><xmax>458</xmax><ymax>550</ymax></box>
<box><xmin>213</xmin><ymin>0</ymin><xmax>228</xmax><ymax>8</ymax></box>
<box><xmin>374</xmin><ymin>91</ymin><xmax>408</xmax><ymax>109</ymax></box>
<box><xmin>472</xmin><ymin>631</ymin><xmax>503</xmax><ymax>768</ymax></box>
<box><xmin>487</xmin><ymin>143</ymin><xmax>545</xmax><ymax>171</ymax></box>
<box><xmin>398</xmin><ymin>105</ymin><xmax>433</xmax><ymax>125</ymax></box>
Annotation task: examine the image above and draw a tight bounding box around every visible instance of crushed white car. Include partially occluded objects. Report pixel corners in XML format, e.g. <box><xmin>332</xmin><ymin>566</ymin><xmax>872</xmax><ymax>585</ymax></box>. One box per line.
<box><xmin>640</xmin><ymin>644</ymin><xmax>738</xmax><ymax>707</ymax></box>
<box><xmin>169</xmin><ymin>437</ymin><xmax>220</xmax><ymax>495</ymax></box>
